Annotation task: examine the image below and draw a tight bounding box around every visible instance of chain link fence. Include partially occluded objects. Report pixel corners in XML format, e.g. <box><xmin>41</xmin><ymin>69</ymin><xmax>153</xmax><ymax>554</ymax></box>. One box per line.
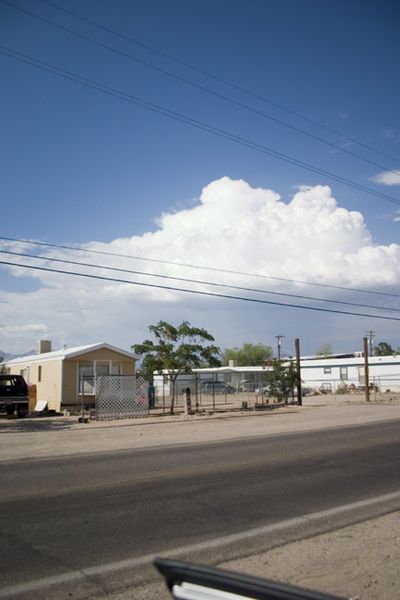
<box><xmin>95</xmin><ymin>375</ymin><xmax>149</xmax><ymax>420</ymax></box>
<box><xmin>153</xmin><ymin>373</ymin><xmax>273</xmax><ymax>413</ymax></box>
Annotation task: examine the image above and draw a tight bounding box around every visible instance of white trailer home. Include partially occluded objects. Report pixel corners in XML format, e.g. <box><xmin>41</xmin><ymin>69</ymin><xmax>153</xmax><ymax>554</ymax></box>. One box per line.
<box><xmin>299</xmin><ymin>355</ymin><xmax>400</xmax><ymax>392</ymax></box>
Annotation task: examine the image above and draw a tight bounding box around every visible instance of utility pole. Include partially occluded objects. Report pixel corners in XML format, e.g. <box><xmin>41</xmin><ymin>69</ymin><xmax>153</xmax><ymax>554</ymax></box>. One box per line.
<box><xmin>275</xmin><ymin>335</ymin><xmax>284</xmax><ymax>360</ymax></box>
<box><xmin>365</xmin><ymin>330</ymin><xmax>375</xmax><ymax>357</ymax></box>
<box><xmin>363</xmin><ymin>337</ymin><xmax>370</xmax><ymax>402</ymax></box>
<box><xmin>295</xmin><ymin>338</ymin><xmax>302</xmax><ymax>406</ymax></box>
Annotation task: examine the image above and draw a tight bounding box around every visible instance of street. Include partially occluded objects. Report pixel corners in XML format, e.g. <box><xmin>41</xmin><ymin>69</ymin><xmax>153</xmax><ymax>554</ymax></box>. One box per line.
<box><xmin>1</xmin><ymin>419</ymin><xmax>399</xmax><ymax>599</ymax></box>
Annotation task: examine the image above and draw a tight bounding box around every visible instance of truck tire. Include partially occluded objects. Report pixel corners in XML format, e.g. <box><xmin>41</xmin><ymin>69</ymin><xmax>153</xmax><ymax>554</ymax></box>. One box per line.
<box><xmin>17</xmin><ymin>407</ymin><xmax>28</xmax><ymax>418</ymax></box>
<box><xmin>6</xmin><ymin>405</ymin><xmax>15</xmax><ymax>416</ymax></box>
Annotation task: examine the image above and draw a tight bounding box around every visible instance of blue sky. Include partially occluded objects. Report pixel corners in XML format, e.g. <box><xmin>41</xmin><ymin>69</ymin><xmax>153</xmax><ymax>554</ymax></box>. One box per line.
<box><xmin>1</xmin><ymin>0</ymin><xmax>400</xmax><ymax>356</ymax></box>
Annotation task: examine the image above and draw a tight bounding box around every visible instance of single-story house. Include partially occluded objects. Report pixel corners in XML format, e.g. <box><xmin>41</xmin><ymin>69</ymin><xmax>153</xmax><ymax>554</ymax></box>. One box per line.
<box><xmin>3</xmin><ymin>341</ymin><xmax>138</xmax><ymax>412</ymax></box>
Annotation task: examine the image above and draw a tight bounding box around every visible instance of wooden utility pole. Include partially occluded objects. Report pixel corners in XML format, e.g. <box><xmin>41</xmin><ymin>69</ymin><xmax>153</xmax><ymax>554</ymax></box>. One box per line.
<box><xmin>363</xmin><ymin>337</ymin><xmax>370</xmax><ymax>402</ymax></box>
<box><xmin>295</xmin><ymin>338</ymin><xmax>302</xmax><ymax>406</ymax></box>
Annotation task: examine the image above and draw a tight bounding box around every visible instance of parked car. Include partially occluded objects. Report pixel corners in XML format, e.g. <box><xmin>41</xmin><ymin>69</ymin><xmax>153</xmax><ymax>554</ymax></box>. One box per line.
<box><xmin>0</xmin><ymin>374</ymin><xmax>29</xmax><ymax>417</ymax></box>
<box><xmin>201</xmin><ymin>381</ymin><xmax>235</xmax><ymax>394</ymax></box>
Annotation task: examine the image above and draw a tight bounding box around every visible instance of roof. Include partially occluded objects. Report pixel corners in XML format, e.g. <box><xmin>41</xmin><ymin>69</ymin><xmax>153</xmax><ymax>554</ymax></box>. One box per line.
<box><xmin>4</xmin><ymin>342</ymin><xmax>138</xmax><ymax>365</ymax></box>
<box><xmin>157</xmin><ymin>366</ymin><xmax>273</xmax><ymax>375</ymax></box>
<box><xmin>298</xmin><ymin>355</ymin><xmax>400</xmax><ymax>368</ymax></box>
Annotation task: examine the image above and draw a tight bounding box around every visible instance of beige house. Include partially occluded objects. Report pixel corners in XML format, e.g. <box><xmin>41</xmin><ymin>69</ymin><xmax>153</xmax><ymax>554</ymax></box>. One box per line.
<box><xmin>4</xmin><ymin>341</ymin><xmax>138</xmax><ymax>412</ymax></box>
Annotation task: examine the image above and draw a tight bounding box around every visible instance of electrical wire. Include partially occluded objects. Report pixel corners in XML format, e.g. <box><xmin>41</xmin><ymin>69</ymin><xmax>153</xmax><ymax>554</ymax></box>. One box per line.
<box><xmin>2</xmin><ymin>249</ymin><xmax>399</xmax><ymax>314</ymax></box>
<box><xmin>36</xmin><ymin>0</ymin><xmax>400</xmax><ymax>164</ymax></box>
<box><xmin>1</xmin><ymin>258</ymin><xmax>400</xmax><ymax>322</ymax></box>
<box><xmin>1</xmin><ymin>44</ymin><xmax>400</xmax><ymax>208</ymax></box>
<box><xmin>2</xmin><ymin>0</ymin><xmax>398</xmax><ymax>178</ymax></box>
<box><xmin>2</xmin><ymin>236</ymin><xmax>400</xmax><ymax>299</ymax></box>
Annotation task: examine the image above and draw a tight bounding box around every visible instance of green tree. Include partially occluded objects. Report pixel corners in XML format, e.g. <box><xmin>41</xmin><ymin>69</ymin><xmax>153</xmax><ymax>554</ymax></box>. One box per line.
<box><xmin>374</xmin><ymin>341</ymin><xmax>394</xmax><ymax>356</ymax></box>
<box><xmin>132</xmin><ymin>320</ymin><xmax>221</xmax><ymax>414</ymax></box>
<box><xmin>222</xmin><ymin>343</ymin><xmax>273</xmax><ymax>366</ymax></box>
<box><xmin>315</xmin><ymin>343</ymin><xmax>333</xmax><ymax>357</ymax></box>
<box><xmin>268</xmin><ymin>360</ymin><xmax>298</xmax><ymax>404</ymax></box>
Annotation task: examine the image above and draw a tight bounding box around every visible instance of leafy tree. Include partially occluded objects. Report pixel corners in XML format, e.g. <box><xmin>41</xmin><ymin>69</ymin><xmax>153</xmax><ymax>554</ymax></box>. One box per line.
<box><xmin>222</xmin><ymin>343</ymin><xmax>273</xmax><ymax>366</ymax></box>
<box><xmin>268</xmin><ymin>360</ymin><xmax>298</xmax><ymax>404</ymax></box>
<box><xmin>374</xmin><ymin>341</ymin><xmax>394</xmax><ymax>356</ymax></box>
<box><xmin>132</xmin><ymin>320</ymin><xmax>221</xmax><ymax>414</ymax></box>
<box><xmin>315</xmin><ymin>343</ymin><xmax>333</xmax><ymax>358</ymax></box>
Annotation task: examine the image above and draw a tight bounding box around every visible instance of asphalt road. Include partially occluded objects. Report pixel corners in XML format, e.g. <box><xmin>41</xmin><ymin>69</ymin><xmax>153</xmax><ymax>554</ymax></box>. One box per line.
<box><xmin>1</xmin><ymin>420</ymin><xmax>400</xmax><ymax>599</ymax></box>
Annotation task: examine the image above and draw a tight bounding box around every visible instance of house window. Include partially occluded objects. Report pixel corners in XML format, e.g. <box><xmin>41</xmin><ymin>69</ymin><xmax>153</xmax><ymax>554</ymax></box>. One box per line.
<box><xmin>79</xmin><ymin>363</ymin><xmax>94</xmax><ymax>394</ymax></box>
<box><xmin>323</xmin><ymin>367</ymin><xmax>332</xmax><ymax>374</ymax></box>
<box><xmin>38</xmin><ymin>365</ymin><xmax>42</xmax><ymax>382</ymax></box>
<box><xmin>340</xmin><ymin>367</ymin><xmax>348</xmax><ymax>381</ymax></box>
<box><xmin>96</xmin><ymin>361</ymin><xmax>110</xmax><ymax>376</ymax></box>
<box><xmin>111</xmin><ymin>362</ymin><xmax>121</xmax><ymax>375</ymax></box>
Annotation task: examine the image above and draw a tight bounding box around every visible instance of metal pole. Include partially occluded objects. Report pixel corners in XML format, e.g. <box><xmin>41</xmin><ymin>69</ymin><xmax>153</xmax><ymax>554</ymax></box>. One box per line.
<box><xmin>363</xmin><ymin>337</ymin><xmax>370</xmax><ymax>402</ymax></box>
<box><xmin>275</xmin><ymin>335</ymin><xmax>284</xmax><ymax>360</ymax></box>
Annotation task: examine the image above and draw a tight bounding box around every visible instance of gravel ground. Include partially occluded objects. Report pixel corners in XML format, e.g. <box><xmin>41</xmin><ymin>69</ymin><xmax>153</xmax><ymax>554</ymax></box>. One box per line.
<box><xmin>221</xmin><ymin>511</ymin><xmax>400</xmax><ymax>600</ymax></box>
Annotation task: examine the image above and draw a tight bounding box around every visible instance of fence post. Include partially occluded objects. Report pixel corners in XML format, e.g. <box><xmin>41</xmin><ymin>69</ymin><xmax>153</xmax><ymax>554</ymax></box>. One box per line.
<box><xmin>184</xmin><ymin>387</ymin><xmax>192</xmax><ymax>415</ymax></box>
<box><xmin>363</xmin><ymin>337</ymin><xmax>370</xmax><ymax>402</ymax></box>
<box><xmin>195</xmin><ymin>374</ymin><xmax>199</xmax><ymax>413</ymax></box>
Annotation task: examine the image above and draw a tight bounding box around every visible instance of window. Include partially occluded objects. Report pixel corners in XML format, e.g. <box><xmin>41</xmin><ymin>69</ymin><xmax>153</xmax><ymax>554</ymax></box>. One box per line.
<box><xmin>323</xmin><ymin>367</ymin><xmax>332</xmax><ymax>374</ymax></box>
<box><xmin>111</xmin><ymin>362</ymin><xmax>121</xmax><ymax>375</ymax></box>
<box><xmin>339</xmin><ymin>367</ymin><xmax>348</xmax><ymax>381</ymax></box>
<box><xmin>78</xmin><ymin>361</ymin><xmax>122</xmax><ymax>395</ymax></box>
<box><xmin>79</xmin><ymin>363</ymin><xmax>94</xmax><ymax>394</ymax></box>
<box><xmin>38</xmin><ymin>365</ymin><xmax>42</xmax><ymax>382</ymax></box>
<box><xmin>96</xmin><ymin>362</ymin><xmax>110</xmax><ymax>376</ymax></box>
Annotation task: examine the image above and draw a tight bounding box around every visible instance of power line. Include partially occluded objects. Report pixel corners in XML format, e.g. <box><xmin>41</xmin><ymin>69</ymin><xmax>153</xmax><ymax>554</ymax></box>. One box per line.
<box><xmin>2</xmin><ymin>249</ymin><xmax>400</xmax><ymax>314</ymax></box>
<box><xmin>2</xmin><ymin>236</ymin><xmax>400</xmax><ymax>300</ymax></box>
<box><xmin>1</xmin><ymin>44</ymin><xmax>400</xmax><ymax>208</ymax></box>
<box><xmin>2</xmin><ymin>0</ymin><xmax>398</xmax><ymax>178</ymax></box>
<box><xmin>1</xmin><ymin>258</ymin><xmax>400</xmax><ymax>322</ymax></box>
<box><xmin>35</xmin><ymin>0</ymin><xmax>400</xmax><ymax>165</ymax></box>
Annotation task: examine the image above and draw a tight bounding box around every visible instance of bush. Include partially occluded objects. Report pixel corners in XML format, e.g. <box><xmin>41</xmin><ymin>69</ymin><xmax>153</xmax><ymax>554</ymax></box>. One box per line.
<box><xmin>336</xmin><ymin>384</ymin><xmax>348</xmax><ymax>394</ymax></box>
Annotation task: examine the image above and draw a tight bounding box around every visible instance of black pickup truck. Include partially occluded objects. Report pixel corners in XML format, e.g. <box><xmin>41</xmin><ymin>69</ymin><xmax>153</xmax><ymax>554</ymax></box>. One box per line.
<box><xmin>0</xmin><ymin>374</ymin><xmax>29</xmax><ymax>417</ymax></box>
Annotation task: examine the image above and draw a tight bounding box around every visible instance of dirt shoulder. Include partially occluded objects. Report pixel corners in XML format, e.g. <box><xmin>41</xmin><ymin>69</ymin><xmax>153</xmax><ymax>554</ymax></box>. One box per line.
<box><xmin>116</xmin><ymin>510</ymin><xmax>400</xmax><ymax>600</ymax></box>
<box><xmin>0</xmin><ymin>395</ymin><xmax>399</xmax><ymax>462</ymax></box>
<box><xmin>221</xmin><ymin>510</ymin><xmax>400</xmax><ymax>600</ymax></box>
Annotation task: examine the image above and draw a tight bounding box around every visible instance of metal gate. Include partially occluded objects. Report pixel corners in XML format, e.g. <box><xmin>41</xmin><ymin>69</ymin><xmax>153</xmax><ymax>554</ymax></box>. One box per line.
<box><xmin>95</xmin><ymin>375</ymin><xmax>149</xmax><ymax>420</ymax></box>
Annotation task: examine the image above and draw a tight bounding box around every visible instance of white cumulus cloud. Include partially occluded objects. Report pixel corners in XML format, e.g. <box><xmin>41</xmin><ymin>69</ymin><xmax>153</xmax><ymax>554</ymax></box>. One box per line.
<box><xmin>1</xmin><ymin>177</ymin><xmax>400</xmax><ymax>354</ymax></box>
<box><xmin>371</xmin><ymin>169</ymin><xmax>400</xmax><ymax>186</ymax></box>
